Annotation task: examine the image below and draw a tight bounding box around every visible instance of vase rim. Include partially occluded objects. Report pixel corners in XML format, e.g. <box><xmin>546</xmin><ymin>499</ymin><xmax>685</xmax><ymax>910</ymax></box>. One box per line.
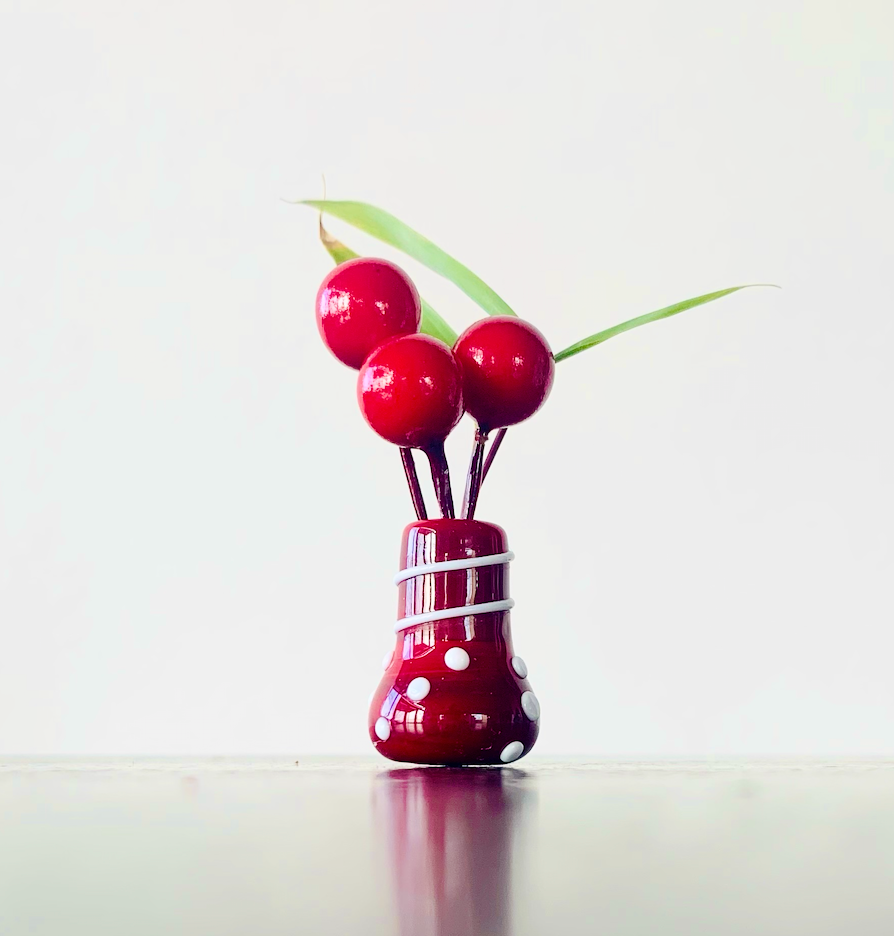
<box><xmin>403</xmin><ymin>518</ymin><xmax>506</xmax><ymax>535</ymax></box>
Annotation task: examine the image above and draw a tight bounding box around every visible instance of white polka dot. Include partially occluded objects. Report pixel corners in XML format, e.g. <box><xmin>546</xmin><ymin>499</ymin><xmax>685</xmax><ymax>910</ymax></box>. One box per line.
<box><xmin>374</xmin><ymin>717</ymin><xmax>391</xmax><ymax>741</ymax></box>
<box><xmin>382</xmin><ymin>649</ymin><xmax>394</xmax><ymax>670</ymax></box>
<box><xmin>511</xmin><ymin>656</ymin><xmax>528</xmax><ymax>678</ymax></box>
<box><xmin>500</xmin><ymin>741</ymin><xmax>524</xmax><ymax>763</ymax></box>
<box><xmin>444</xmin><ymin>647</ymin><xmax>470</xmax><ymax>671</ymax></box>
<box><xmin>521</xmin><ymin>690</ymin><xmax>540</xmax><ymax>721</ymax></box>
<box><xmin>406</xmin><ymin>676</ymin><xmax>431</xmax><ymax>702</ymax></box>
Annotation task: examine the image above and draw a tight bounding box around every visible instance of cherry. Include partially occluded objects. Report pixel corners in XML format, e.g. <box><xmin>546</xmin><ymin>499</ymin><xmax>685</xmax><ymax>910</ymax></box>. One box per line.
<box><xmin>316</xmin><ymin>258</ymin><xmax>421</xmax><ymax>369</ymax></box>
<box><xmin>453</xmin><ymin>316</ymin><xmax>555</xmax><ymax>432</ymax></box>
<box><xmin>357</xmin><ymin>334</ymin><xmax>464</xmax><ymax>449</ymax></box>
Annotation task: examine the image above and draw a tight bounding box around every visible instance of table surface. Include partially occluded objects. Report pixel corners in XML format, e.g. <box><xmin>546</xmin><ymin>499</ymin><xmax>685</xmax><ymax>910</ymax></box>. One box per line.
<box><xmin>3</xmin><ymin>757</ymin><xmax>894</xmax><ymax>936</ymax></box>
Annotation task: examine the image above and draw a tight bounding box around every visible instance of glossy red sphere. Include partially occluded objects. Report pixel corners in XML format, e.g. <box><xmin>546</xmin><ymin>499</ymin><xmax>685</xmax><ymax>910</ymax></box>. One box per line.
<box><xmin>316</xmin><ymin>258</ymin><xmax>421</xmax><ymax>369</ymax></box>
<box><xmin>358</xmin><ymin>334</ymin><xmax>464</xmax><ymax>449</ymax></box>
<box><xmin>453</xmin><ymin>317</ymin><xmax>555</xmax><ymax>431</ymax></box>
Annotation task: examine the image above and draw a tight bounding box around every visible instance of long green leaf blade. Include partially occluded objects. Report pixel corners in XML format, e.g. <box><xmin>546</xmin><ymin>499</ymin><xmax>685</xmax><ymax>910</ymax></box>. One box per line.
<box><xmin>553</xmin><ymin>284</ymin><xmax>777</xmax><ymax>363</ymax></box>
<box><xmin>301</xmin><ymin>199</ymin><xmax>517</xmax><ymax>320</ymax></box>
<box><xmin>316</xmin><ymin>216</ymin><xmax>457</xmax><ymax>346</ymax></box>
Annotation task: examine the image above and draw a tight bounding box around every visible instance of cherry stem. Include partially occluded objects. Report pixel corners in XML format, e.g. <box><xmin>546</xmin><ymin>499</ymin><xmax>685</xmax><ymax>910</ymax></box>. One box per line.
<box><xmin>461</xmin><ymin>428</ymin><xmax>488</xmax><ymax>520</ymax></box>
<box><xmin>481</xmin><ymin>427</ymin><xmax>508</xmax><ymax>483</ymax></box>
<box><xmin>424</xmin><ymin>442</ymin><xmax>455</xmax><ymax>518</ymax></box>
<box><xmin>400</xmin><ymin>448</ymin><xmax>427</xmax><ymax>521</ymax></box>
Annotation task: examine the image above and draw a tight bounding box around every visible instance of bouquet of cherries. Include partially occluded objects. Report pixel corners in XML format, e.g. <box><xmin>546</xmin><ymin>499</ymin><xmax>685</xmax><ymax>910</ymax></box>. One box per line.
<box><xmin>308</xmin><ymin>199</ymin><xmax>769</xmax><ymax>520</ymax></box>
<box><xmin>316</xmin><ymin>256</ymin><xmax>554</xmax><ymax>520</ymax></box>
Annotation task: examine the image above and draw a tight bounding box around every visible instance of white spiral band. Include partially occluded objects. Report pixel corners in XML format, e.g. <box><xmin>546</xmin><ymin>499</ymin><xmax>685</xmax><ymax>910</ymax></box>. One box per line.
<box><xmin>393</xmin><ymin>550</ymin><xmax>515</xmax><ymax>632</ymax></box>
<box><xmin>393</xmin><ymin>550</ymin><xmax>514</xmax><ymax>586</ymax></box>
<box><xmin>394</xmin><ymin>599</ymin><xmax>515</xmax><ymax>633</ymax></box>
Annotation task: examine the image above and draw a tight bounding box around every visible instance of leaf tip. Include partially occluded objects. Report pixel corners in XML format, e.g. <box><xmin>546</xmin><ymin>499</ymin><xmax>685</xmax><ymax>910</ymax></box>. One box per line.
<box><xmin>318</xmin><ymin>214</ymin><xmax>342</xmax><ymax>252</ymax></box>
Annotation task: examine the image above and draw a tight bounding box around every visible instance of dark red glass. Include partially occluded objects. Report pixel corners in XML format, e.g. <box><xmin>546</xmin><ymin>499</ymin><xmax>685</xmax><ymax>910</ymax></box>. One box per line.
<box><xmin>369</xmin><ymin>519</ymin><xmax>539</xmax><ymax>766</ymax></box>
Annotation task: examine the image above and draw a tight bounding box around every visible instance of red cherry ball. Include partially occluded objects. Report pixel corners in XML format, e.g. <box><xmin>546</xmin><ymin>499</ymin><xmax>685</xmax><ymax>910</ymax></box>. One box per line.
<box><xmin>358</xmin><ymin>334</ymin><xmax>464</xmax><ymax>449</ymax></box>
<box><xmin>453</xmin><ymin>316</ymin><xmax>555</xmax><ymax>431</ymax></box>
<box><xmin>316</xmin><ymin>258</ymin><xmax>421</xmax><ymax>369</ymax></box>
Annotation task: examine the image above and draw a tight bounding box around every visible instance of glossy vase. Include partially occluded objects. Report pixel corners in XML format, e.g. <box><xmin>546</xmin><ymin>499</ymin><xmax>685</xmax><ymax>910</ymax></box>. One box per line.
<box><xmin>368</xmin><ymin>519</ymin><xmax>540</xmax><ymax>765</ymax></box>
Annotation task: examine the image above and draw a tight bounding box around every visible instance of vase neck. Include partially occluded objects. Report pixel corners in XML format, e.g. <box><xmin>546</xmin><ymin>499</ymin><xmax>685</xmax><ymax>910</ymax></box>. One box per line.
<box><xmin>396</xmin><ymin>520</ymin><xmax>511</xmax><ymax>636</ymax></box>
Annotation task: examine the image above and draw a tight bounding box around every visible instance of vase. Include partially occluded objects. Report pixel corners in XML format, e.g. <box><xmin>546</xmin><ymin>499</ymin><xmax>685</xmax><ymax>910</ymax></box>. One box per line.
<box><xmin>368</xmin><ymin>519</ymin><xmax>540</xmax><ymax>765</ymax></box>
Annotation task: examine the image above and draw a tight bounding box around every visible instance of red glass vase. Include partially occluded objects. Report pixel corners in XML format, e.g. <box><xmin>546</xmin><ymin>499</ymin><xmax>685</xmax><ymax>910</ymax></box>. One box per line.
<box><xmin>368</xmin><ymin>519</ymin><xmax>540</xmax><ymax>766</ymax></box>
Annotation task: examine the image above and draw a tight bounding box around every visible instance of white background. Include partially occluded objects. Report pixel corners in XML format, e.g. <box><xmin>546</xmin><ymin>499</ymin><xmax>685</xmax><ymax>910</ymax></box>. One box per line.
<box><xmin>1</xmin><ymin>0</ymin><xmax>891</xmax><ymax>756</ymax></box>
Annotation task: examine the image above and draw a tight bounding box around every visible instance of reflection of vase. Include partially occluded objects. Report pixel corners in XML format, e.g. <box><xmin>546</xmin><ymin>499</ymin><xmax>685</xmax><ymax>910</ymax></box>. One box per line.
<box><xmin>374</xmin><ymin>767</ymin><xmax>534</xmax><ymax>936</ymax></box>
<box><xmin>369</xmin><ymin>520</ymin><xmax>540</xmax><ymax>766</ymax></box>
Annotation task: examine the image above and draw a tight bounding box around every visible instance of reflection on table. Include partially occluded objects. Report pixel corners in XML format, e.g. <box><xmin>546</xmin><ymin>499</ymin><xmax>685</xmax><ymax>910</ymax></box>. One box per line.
<box><xmin>374</xmin><ymin>767</ymin><xmax>536</xmax><ymax>936</ymax></box>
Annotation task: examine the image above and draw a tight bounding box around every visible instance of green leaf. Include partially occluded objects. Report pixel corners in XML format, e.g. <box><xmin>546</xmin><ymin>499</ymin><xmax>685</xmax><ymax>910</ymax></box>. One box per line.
<box><xmin>316</xmin><ymin>216</ymin><xmax>458</xmax><ymax>346</ymax></box>
<box><xmin>300</xmin><ymin>199</ymin><xmax>517</xmax><ymax>320</ymax></box>
<box><xmin>553</xmin><ymin>284</ymin><xmax>778</xmax><ymax>363</ymax></box>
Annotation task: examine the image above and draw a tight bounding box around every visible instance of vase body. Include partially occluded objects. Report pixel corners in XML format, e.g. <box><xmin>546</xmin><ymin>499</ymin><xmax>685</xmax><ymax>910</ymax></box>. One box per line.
<box><xmin>368</xmin><ymin>519</ymin><xmax>539</xmax><ymax>766</ymax></box>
